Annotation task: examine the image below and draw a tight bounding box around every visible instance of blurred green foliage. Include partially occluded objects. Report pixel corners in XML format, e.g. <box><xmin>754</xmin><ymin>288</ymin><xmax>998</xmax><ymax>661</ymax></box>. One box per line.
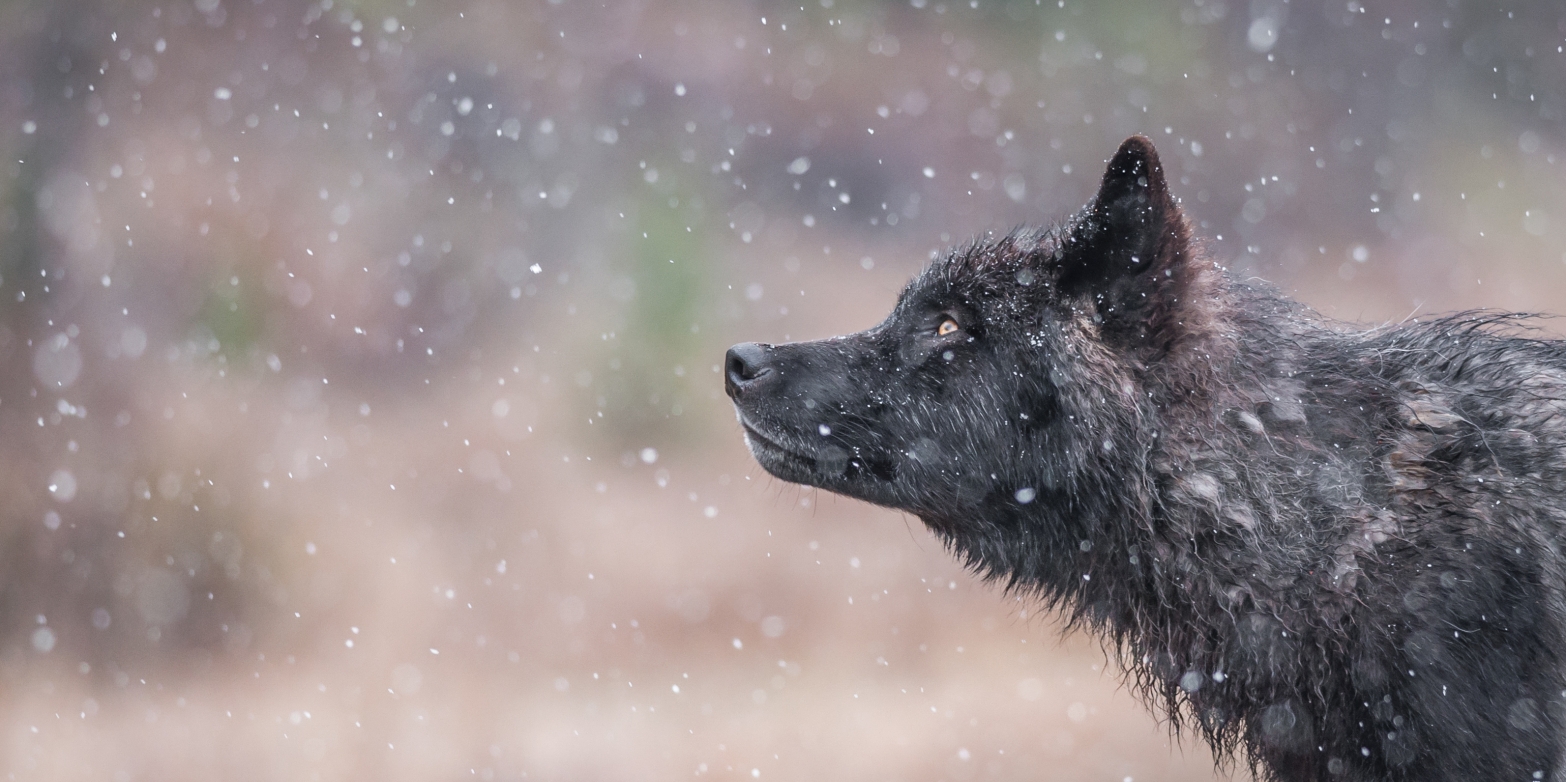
<box><xmin>591</xmin><ymin>177</ymin><xmax>709</xmax><ymax>448</ymax></box>
<box><xmin>198</xmin><ymin>252</ymin><xmax>265</xmax><ymax>361</ymax></box>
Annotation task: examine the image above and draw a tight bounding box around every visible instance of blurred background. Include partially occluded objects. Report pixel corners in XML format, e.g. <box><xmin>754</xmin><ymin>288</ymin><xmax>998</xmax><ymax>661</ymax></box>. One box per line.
<box><xmin>0</xmin><ymin>0</ymin><xmax>1563</xmax><ymax>779</ymax></box>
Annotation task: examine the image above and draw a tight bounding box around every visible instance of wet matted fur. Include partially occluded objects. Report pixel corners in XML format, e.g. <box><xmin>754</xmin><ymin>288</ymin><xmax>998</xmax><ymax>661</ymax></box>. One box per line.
<box><xmin>725</xmin><ymin>136</ymin><xmax>1566</xmax><ymax>782</ymax></box>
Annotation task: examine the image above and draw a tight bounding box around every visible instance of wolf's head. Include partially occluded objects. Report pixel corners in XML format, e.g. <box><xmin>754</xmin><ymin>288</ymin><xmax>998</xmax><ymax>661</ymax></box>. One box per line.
<box><xmin>725</xmin><ymin>136</ymin><xmax>1216</xmax><ymax>536</ymax></box>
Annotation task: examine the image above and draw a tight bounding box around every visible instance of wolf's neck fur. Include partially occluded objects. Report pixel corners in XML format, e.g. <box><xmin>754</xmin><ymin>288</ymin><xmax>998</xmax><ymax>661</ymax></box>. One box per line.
<box><xmin>936</xmin><ymin>272</ymin><xmax>1335</xmax><ymax>753</ymax></box>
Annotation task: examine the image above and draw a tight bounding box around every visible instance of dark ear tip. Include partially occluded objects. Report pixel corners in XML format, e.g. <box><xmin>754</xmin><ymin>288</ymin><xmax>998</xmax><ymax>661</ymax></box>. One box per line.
<box><xmin>1107</xmin><ymin>134</ymin><xmax>1162</xmax><ymax>178</ymax></box>
<box><xmin>1115</xmin><ymin>134</ymin><xmax>1157</xmax><ymax>157</ymax></box>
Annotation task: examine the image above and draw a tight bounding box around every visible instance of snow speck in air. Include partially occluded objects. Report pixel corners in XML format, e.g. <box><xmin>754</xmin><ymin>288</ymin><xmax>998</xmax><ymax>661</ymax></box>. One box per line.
<box><xmin>34</xmin><ymin>333</ymin><xmax>82</xmax><ymax>388</ymax></box>
<box><xmin>117</xmin><ymin>326</ymin><xmax>147</xmax><ymax>358</ymax></box>
<box><xmin>760</xmin><ymin>615</ymin><xmax>785</xmax><ymax>638</ymax></box>
<box><xmin>1180</xmin><ymin>670</ymin><xmax>1206</xmax><ymax>692</ymax></box>
<box><xmin>288</xmin><ymin>280</ymin><xmax>312</xmax><ymax>307</ymax></box>
<box><xmin>640</xmin><ymin>448</ymin><xmax>658</xmax><ymax>464</ymax></box>
<box><xmin>43</xmin><ymin>511</ymin><xmax>61</xmax><ymax>530</ymax></box>
<box><xmin>1015</xmin><ymin>487</ymin><xmax>1037</xmax><ymax>504</ymax></box>
<box><xmin>1351</xmin><ymin>245</ymin><xmax>1370</xmax><ymax>263</ymax></box>
<box><xmin>1242</xmin><ymin>199</ymin><xmax>1267</xmax><ymax>224</ymax></box>
<box><xmin>48</xmin><ymin>470</ymin><xmax>78</xmax><ymax>502</ymax></box>
<box><xmin>732</xmin><ymin>638</ymin><xmax>743</xmax><ymax>649</ymax></box>
<box><xmin>1003</xmin><ymin>173</ymin><xmax>1026</xmax><ymax>202</ymax></box>
<box><xmin>787</xmin><ymin>157</ymin><xmax>810</xmax><ymax>175</ymax></box>
<box><xmin>1247</xmin><ymin>4</ymin><xmax>1284</xmax><ymax>54</ymax></box>
<box><xmin>31</xmin><ymin>627</ymin><xmax>56</xmax><ymax>653</ymax></box>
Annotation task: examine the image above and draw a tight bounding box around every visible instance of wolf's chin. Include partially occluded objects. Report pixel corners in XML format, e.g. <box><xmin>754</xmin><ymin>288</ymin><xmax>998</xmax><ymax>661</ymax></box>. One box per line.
<box><xmin>740</xmin><ymin>423</ymin><xmax>822</xmax><ymax>484</ymax></box>
<box><xmin>740</xmin><ymin>419</ymin><xmax>899</xmax><ymax>499</ymax></box>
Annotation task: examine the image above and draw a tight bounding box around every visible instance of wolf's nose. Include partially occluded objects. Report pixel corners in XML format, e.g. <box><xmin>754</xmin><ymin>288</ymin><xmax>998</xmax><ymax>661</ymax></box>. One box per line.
<box><xmin>725</xmin><ymin>342</ymin><xmax>773</xmax><ymax>397</ymax></box>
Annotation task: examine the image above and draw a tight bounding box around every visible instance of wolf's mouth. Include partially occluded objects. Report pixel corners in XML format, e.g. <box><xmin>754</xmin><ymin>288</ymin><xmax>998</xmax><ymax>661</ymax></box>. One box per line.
<box><xmin>739</xmin><ymin>419</ymin><xmax>819</xmax><ymax>475</ymax></box>
<box><xmin>738</xmin><ymin>415</ymin><xmax>901</xmax><ymax>490</ymax></box>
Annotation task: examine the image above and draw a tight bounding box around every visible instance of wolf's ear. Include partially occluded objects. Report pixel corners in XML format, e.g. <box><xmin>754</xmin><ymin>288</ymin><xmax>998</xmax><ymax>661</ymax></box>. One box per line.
<box><xmin>1056</xmin><ymin>136</ymin><xmax>1197</xmax><ymax>346</ymax></box>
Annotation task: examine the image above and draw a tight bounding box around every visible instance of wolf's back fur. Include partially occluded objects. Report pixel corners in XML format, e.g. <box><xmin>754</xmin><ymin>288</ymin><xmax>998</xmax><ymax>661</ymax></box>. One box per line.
<box><xmin>725</xmin><ymin>136</ymin><xmax>1566</xmax><ymax>781</ymax></box>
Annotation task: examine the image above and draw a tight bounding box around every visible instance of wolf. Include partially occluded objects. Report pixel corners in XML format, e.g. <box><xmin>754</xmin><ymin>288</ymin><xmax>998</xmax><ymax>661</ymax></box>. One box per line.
<box><xmin>724</xmin><ymin>135</ymin><xmax>1566</xmax><ymax>781</ymax></box>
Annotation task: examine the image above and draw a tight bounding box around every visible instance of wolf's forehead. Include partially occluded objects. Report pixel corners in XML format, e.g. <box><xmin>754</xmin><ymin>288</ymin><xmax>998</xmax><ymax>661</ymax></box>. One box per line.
<box><xmin>905</xmin><ymin>227</ymin><xmax>1064</xmax><ymax>302</ymax></box>
<box><xmin>944</xmin><ymin>227</ymin><xmax>1062</xmax><ymax>277</ymax></box>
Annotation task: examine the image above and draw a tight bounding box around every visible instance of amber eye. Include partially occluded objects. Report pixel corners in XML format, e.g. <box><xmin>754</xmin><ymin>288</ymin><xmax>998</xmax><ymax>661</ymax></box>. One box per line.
<box><xmin>936</xmin><ymin>317</ymin><xmax>959</xmax><ymax>336</ymax></box>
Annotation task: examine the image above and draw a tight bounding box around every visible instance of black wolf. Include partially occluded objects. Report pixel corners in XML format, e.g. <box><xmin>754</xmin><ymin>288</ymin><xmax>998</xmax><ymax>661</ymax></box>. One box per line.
<box><xmin>725</xmin><ymin>136</ymin><xmax>1566</xmax><ymax>781</ymax></box>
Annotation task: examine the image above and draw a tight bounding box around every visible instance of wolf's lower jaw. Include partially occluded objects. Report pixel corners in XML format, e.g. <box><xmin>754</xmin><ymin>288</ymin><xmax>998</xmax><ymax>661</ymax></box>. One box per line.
<box><xmin>740</xmin><ymin>421</ymin><xmax>818</xmax><ymax>479</ymax></box>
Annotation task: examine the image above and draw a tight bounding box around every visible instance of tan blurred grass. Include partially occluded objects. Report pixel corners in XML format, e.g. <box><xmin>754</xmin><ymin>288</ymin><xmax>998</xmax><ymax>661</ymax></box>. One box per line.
<box><xmin>0</xmin><ymin>389</ymin><xmax>1235</xmax><ymax>781</ymax></box>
